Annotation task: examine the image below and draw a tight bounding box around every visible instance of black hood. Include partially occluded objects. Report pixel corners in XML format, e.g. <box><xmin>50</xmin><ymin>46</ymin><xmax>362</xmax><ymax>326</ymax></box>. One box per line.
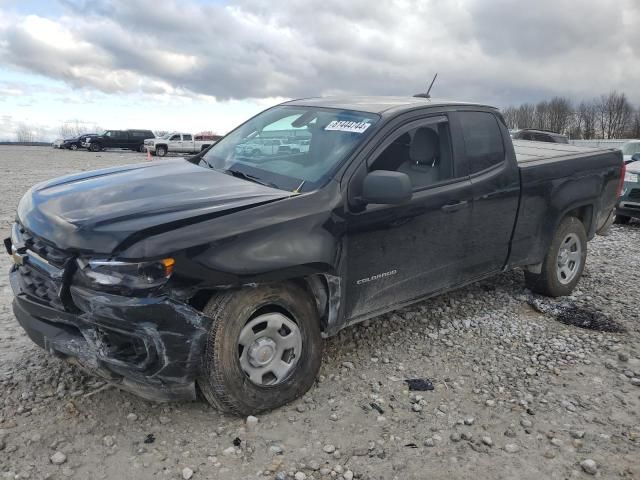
<box><xmin>17</xmin><ymin>159</ymin><xmax>291</xmax><ymax>254</ymax></box>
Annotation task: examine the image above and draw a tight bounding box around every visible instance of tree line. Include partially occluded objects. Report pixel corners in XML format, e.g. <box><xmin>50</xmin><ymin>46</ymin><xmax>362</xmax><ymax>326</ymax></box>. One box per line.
<box><xmin>501</xmin><ymin>91</ymin><xmax>640</xmax><ymax>140</ymax></box>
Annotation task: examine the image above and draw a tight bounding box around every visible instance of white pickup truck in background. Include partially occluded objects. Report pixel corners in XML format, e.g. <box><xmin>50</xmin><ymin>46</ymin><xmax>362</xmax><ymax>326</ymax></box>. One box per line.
<box><xmin>144</xmin><ymin>132</ymin><xmax>221</xmax><ymax>157</ymax></box>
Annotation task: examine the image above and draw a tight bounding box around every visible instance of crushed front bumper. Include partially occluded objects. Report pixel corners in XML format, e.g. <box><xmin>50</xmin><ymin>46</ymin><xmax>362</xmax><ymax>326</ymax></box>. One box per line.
<box><xmin>10</xmin><ymin>268</ymin><xmax>212</xmax><ymax>402</ymax></box>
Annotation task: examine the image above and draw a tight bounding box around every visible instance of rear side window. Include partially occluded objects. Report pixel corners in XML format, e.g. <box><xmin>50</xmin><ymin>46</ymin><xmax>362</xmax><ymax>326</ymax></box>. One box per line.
<box><xmin>459</xmin><ymin>112</ymin><xmax>505</xmax><ymax>174</ymax></box>
<box><xmin>183</xmin><ymin>134</ymin><xmax>192</xmax><ymax>141</ymax></box>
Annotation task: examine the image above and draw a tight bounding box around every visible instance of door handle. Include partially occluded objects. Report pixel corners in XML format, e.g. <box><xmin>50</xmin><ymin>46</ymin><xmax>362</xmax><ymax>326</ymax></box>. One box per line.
<box><xmin>441</xmin><ymin>200</ymin><xmax>469</xmax><ymax>213</ymax></box>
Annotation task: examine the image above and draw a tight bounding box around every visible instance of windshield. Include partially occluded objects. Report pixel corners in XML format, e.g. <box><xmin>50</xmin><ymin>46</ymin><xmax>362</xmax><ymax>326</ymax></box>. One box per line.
<box><xmin>199</xmin><ymin>106</ymin><xmax>379</xmax><ymax>192</ymax></box>
<box><xmin>622</xmin><ymin>142</ymin><xmax>640</xmax><ymax>155</ymax></box>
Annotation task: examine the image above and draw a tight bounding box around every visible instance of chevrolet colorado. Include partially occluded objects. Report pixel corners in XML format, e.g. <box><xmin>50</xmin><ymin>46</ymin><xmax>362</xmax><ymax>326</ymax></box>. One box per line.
<box><xmin>6</xmin><ymin>97</ymin><xmax>623</xmax><ymax>415</ymax></box>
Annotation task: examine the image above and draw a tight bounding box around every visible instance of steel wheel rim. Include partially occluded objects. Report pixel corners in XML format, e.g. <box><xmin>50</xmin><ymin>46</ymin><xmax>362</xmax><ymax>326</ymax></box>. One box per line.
<box><xmin>238</xmin><ymin>312</ymin><xmax>302</xmax><ymax>386</ymax></box>
<box><xmin>556</xmin><ymin>232</ymin><xmax>581</xmax><ymax>285</ymax></box>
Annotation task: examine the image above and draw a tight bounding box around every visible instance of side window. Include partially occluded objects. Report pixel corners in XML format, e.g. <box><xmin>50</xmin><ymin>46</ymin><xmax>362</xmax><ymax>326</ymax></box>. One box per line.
<box><xmin>105</xmin><ymin>131</ymin><xmax>113</xmax><ymax>137</ymax></box>
<box><xmin>183</xmin><ymin>134</ymin><xmax>192</xmax><ymax>141</ymax></box>
<box><xmin>170</xmin><ymin>134</ymin><xmax>181</xmax><ymax>141</ymax></box>
<box><xmin>370</xmin><ymin>119</ymin><xmax>454</xmax><ymax>190</ymax></box>
<box><xmin>459</xmin><ymin>112</ymin><xmax>505</xmax><ymax>174</ymax></box>
<box><xmin>114</xmin><ymin>131</ymin><xmax>127</xmax><ymax>139</ymax></box>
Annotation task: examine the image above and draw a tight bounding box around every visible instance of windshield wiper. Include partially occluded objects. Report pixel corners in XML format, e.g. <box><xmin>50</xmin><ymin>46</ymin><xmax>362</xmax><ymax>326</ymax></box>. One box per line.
<box><xmin>222</xmin><ymin>169</ymin><xmax>280</xmax><ymax>189</ymax></box>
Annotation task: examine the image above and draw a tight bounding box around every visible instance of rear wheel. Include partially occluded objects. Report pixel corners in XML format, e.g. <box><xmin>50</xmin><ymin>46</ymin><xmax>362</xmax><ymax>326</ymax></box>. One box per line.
<box><xmin>89</xmin><ymin>143</ymin><xmax>101</xmax><ymax>152</ymax></box>
<box><xmin>524</xmin><ymin>216</ymin><xmax>587</xmax><ymax>297</ymax></box>
<box><xmin>614</xmin><ymin>214</ymin><xmax>631</xmax><ymax>225</ymax></box>
<box><xmin>156</xmin><ymin>146</ymin><xmax>167</xmax><ymax>157</ymax></box>
<box><xmin>138</xmin><ymin>144</ymin><xmax>146</xmax><ymax>153</ymax></box>
<box><xmin>198</xmin><ymin>283</ymin><xmax>323</xmax><ymax>415</ymax></box>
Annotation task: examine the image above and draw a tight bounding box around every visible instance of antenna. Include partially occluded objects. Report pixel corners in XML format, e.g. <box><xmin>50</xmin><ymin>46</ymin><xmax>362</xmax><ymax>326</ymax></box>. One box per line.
<box><xmin>413</xmin><ymin>73</ymin><xmax>438</xmax><ymax>99</ymax></box>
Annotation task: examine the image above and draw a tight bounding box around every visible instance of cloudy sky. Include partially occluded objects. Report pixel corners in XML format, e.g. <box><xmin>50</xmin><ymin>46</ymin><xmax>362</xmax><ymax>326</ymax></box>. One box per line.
<box><xmin>0</xmin><ymin>0</ymin><xmax>639</xmax><ymax>140</ymax></box>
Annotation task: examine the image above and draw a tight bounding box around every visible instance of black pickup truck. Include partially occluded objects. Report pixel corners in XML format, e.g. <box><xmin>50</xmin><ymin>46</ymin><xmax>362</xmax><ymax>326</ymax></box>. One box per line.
<box><xmin>6</xmin><ymin>97</ymin><xmax>623</xmax><ymax>414</ymax></box>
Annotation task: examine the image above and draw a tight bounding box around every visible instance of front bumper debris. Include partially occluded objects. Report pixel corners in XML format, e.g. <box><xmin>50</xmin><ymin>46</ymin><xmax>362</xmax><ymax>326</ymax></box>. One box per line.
<box><xmin>10</xmin><ymin>267</ymin><xmax>212</xmax><ymax>402</ymax></box>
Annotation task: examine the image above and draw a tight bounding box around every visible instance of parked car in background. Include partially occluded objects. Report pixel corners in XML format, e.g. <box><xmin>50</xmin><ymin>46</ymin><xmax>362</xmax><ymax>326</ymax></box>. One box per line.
<box><xmin>195</xmin><ymin>133</ymin><xmax>223</xmax><ymax>142</ymax></box>
<box><xmin>511</xmin><ymin>129</ymin><xmax>569</xmax><ymax>144</ymax></box>
<box><xmin>6</xmin><ymin>96</ymin><xmax>623</xmax><ymax>415</ymax></box>
<box><xmin>61</xmin><ymin>133</ymin><xmax>97</xmax><ymax>150</ymax></box>
<box><xmin>615</xmin><ymin>155</ymin><xmax>640</xmax><ymax>224</ymax></box>
<box><xmin>83</xmin><ymin>129</ymin><xmax>155</xmax><ymax>152</ymax></box>
<box><xmin>237</xmin><ymin>138</ymin><xmax>286</xmax><ymax>156</ymax></box>
<box><xmin>620</xmin><ymin>140</ymin><xmax>640</xmax><ymax>164</ymax></box>
<box><xmin>144</xmin><ymin>132</ymin><xmax>220</xmax><ymax>157</ymax></box>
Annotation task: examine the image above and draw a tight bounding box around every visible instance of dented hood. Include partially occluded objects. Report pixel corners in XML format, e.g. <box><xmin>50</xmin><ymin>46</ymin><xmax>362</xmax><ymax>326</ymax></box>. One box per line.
<box><xmin>17</xmin><ymin>159</ymin><xmax>291</xmax><ymax>254</ymax></box>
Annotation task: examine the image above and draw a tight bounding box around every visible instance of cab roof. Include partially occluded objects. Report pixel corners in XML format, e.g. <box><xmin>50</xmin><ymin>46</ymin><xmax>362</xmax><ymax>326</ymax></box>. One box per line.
<box><xmin>282</xmin><ymin>96</ymin><xmax>494</xmax><ymax>116</ymax></box>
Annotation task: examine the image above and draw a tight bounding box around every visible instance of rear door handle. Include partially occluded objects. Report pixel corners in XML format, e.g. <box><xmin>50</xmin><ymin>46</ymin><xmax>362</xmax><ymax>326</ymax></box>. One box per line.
<box><xmin>441</xmin><ymin>200</ymin><xmax>469</xmax><ymax>213</ymax></box>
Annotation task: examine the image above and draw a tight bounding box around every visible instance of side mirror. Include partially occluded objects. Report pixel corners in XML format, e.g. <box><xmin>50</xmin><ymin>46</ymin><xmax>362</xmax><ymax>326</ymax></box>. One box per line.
<box><xmin>361</xmin><ymin>170</ymin><xmax>412</xmax><ymax>205</ymax></box>
<box><xmin>630</xmin><ymin>153</ymin><xmax>640</xmax><ymax>163</ymax></box>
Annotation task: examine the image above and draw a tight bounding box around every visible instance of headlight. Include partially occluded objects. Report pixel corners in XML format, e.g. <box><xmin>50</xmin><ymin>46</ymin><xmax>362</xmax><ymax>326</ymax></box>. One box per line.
<box><xmin>74</xmin><ymin>258</ymin><xmax>175</xmax><ymax>292</ymax></box>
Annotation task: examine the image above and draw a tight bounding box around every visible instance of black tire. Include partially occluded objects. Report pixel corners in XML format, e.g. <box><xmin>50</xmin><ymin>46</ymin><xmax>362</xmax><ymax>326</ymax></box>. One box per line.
<box><xmin>156</xmin><ymin>146</ymin><xmax>167</xmax><ymax>157</ymax></box>
<box><xmin>198</xmin><ymin>283</ymin><xmax>323</xmax><ymax>415</ymax></box>
<box><xmin>89</xmin><ymin>142</ymin><xmax>101</xmax><ymax>152</ymax></box>
<box><xmin>524</xmin><ymin>216</ymin><xmax>587</xmax><ymax>297</ymax></box>
<box><xmin>614</xmin><ymin>214</ymin><xmax>631</xmax><ymax>225</ymax></box>
<box><xmin>70</xmin><ymin>143</ymin><xmax>78</xmax><ymax>151</ymax></box>
<box><xmin>138</xmin><ymin>144</ymin><xmax>146</xmax><ymax>153</ymax></box>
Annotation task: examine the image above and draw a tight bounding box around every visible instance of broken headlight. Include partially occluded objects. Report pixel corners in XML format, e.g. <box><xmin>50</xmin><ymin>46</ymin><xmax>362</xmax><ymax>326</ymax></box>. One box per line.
<box><xmin>75</xmin><ymin>258</ymin><xmax>175</xmax><ymax>292</ymax></box>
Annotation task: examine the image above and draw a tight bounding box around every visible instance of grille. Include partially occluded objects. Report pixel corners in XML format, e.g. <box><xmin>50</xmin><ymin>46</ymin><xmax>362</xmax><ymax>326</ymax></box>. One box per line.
<box><xmin>16</xmin><ymin>264</ymin><xmax>65</xmax><ymax>310</ymax></box>
<box><xmin>18</xmin><ymin>226</ymin><xmax>70</xmax><ymax>268</ymax></box>
<box><xmin>629</xmin><ymin>189</ymin><xmax>640</xmax><ymax>200</ymax></box>
<box><xmin>14</xmin><ymin>223</ymin><xmax>73</xmax><ymax>310</ymax></box>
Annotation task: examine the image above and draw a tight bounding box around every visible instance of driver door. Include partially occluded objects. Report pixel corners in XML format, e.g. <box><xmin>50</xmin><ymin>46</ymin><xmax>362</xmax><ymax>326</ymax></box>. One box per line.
<box><xmin>344</xmin><ymin>115</ymin><xmax>473</xmax><ymax>321</ymax></box>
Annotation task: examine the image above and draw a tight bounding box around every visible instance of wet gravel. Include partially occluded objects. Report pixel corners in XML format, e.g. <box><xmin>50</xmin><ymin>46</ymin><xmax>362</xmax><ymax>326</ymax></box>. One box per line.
<box><xmin>0</xmin><ymin>146</ymin><xmax>639</xmax><ymax>480</ymax></box>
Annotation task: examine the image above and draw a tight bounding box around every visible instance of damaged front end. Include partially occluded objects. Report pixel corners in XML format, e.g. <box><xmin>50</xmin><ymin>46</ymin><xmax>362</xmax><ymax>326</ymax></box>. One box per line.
<box><xmin>7</xmin><ymin>223</ymin><xmax>212</xmax><ymax>401</ymax></box>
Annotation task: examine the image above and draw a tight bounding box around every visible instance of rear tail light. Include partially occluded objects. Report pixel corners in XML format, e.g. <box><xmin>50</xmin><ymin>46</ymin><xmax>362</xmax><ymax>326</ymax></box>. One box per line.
<box><xmin>616</xmin><ymin>162</ymin><xmax>626</xmax><ymax>198</ymax></box>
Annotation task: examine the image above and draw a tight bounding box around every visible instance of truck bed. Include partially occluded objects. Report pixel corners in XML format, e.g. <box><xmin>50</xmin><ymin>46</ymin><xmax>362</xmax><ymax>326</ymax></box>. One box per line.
<box><xmin>508</xmin><ymin>139</ymin><xmax>622</xmax><ymax>271</ymax></box>
<box><xmin>513</xmin><ymin>140</ymin><xmax>618</xmax><ymax>163</ymax></box>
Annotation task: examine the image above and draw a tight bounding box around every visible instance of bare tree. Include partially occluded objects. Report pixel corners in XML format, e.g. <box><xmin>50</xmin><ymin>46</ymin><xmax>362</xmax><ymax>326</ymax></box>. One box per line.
<box><xmin>15</xmin><ymin>123</ymin><xmax>35</xmax><ymax>142</ymax></box>
<box><xmin>576</xmin><ymin>101</ymin><xmax>598</xmax><ymax>139</ymax></box>
<box><xmin>515</xmin><ymin>103</ymin><xmax>536</xmax><ymax>129</ymax></box>
<box><xmin>596</xmin><ymin>91</ymin><xmax>633</xmax><ymax>139</ymax></box>
<box><xmin>59</xmin><ymin>119</ymin><xmax>102</xmax><ymax>138</ymax></box>
<box><xmin>547</xmin><ymin>97</ymin><xmax>573</xmax><ymax>134</ymax></box>
<box><xmin>626</xmin><ymin>109</ymin><xmax>640</xmax><ymax>139</ymax></box>
<box><xmin>534</xmin><ymin>101</ymin><xmax>551</xmax><ymax>131</ymax></box>
<box><xmin>501</xmin><ymin>106</ymin><xmax>519</xmax><ymax>129</ymax></box>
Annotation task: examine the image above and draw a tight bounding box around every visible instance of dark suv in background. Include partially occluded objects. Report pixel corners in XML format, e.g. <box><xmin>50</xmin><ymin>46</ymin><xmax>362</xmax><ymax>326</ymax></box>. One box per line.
<box><xmin>61</xmin><ymin>133</ymin><xmax>97</xmax><ymax>150</ymax></box>
<box><xmin>84</xmin><ymin>129</ymin><xmax>155</xmax><ymax>152</ymax></box>
<box><xmin>511</xmin><ymin>128</ymin><xmax>569</xmax><ymax>144</ymax></box>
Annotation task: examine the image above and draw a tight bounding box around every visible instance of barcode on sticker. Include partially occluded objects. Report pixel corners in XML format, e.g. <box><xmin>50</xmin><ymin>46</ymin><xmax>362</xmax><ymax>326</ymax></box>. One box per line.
<box><xmin>325</xmin><ymin>121</ymin><xmax>371</xmax><ymax>134</ymax></box>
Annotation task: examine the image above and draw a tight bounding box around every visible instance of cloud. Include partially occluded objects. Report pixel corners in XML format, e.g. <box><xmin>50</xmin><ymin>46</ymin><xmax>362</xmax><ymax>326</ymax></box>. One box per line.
<box><xmin>0</xmin><ymin>0</ymin><xmax>639</xmax><ymax>107</ymax></box>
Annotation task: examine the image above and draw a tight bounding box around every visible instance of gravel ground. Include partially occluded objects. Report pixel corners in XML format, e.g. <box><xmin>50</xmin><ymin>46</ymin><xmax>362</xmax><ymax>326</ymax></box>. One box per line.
<box><xmin>0</xmin><ymin>146</ymin><xmax>639</xmax><ymax>480</ymax></box>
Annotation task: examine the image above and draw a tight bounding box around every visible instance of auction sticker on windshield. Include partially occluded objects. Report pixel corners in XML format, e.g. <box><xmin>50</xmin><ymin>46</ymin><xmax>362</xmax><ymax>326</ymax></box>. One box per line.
<box><xmin>625</xmin><ymin>172</ymin><xmax>638</xmax><ymax>183</ymax></box>
<box><xmin>325</xmin><ymin>120</ymin><xmax>372</xmax><ymax>134</ymax></box>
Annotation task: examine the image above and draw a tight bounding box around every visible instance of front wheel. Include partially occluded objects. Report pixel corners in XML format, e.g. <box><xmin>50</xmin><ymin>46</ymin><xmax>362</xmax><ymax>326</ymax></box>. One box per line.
<box><xmin>198</xmin><ymin>283</ymin><xmax>323</xmax><ymax>415</ymax></box>
<box><xmin>156</xmin><ymin>146</ymin><xmax>167</xmax><ymax>157</ymax></box>
<box><xmin>524</xmin><ymin>216</ymin><xmax>587</xmax><ymax>297</ymax></box>
<box><xmin>89</xmin><ymin>143</ymin><xmax>101</xmax><ymax>152</ymax></box>
<box><xmin>70</xmin><ymin>143</ymin><xmax>78</xmax><ymax>151</ymax></box>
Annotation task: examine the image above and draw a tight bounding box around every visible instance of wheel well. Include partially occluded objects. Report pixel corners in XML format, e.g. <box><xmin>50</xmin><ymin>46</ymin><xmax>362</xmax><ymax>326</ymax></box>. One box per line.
<box><xmin>564</xmin><ymin>205</ymin><xmax>593</xmax><ymax>234</ymax></box>
<box><xmin>188</xmin><ymin>275</ymin><xmax>335</xmax><ymax>334</ymax></box>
